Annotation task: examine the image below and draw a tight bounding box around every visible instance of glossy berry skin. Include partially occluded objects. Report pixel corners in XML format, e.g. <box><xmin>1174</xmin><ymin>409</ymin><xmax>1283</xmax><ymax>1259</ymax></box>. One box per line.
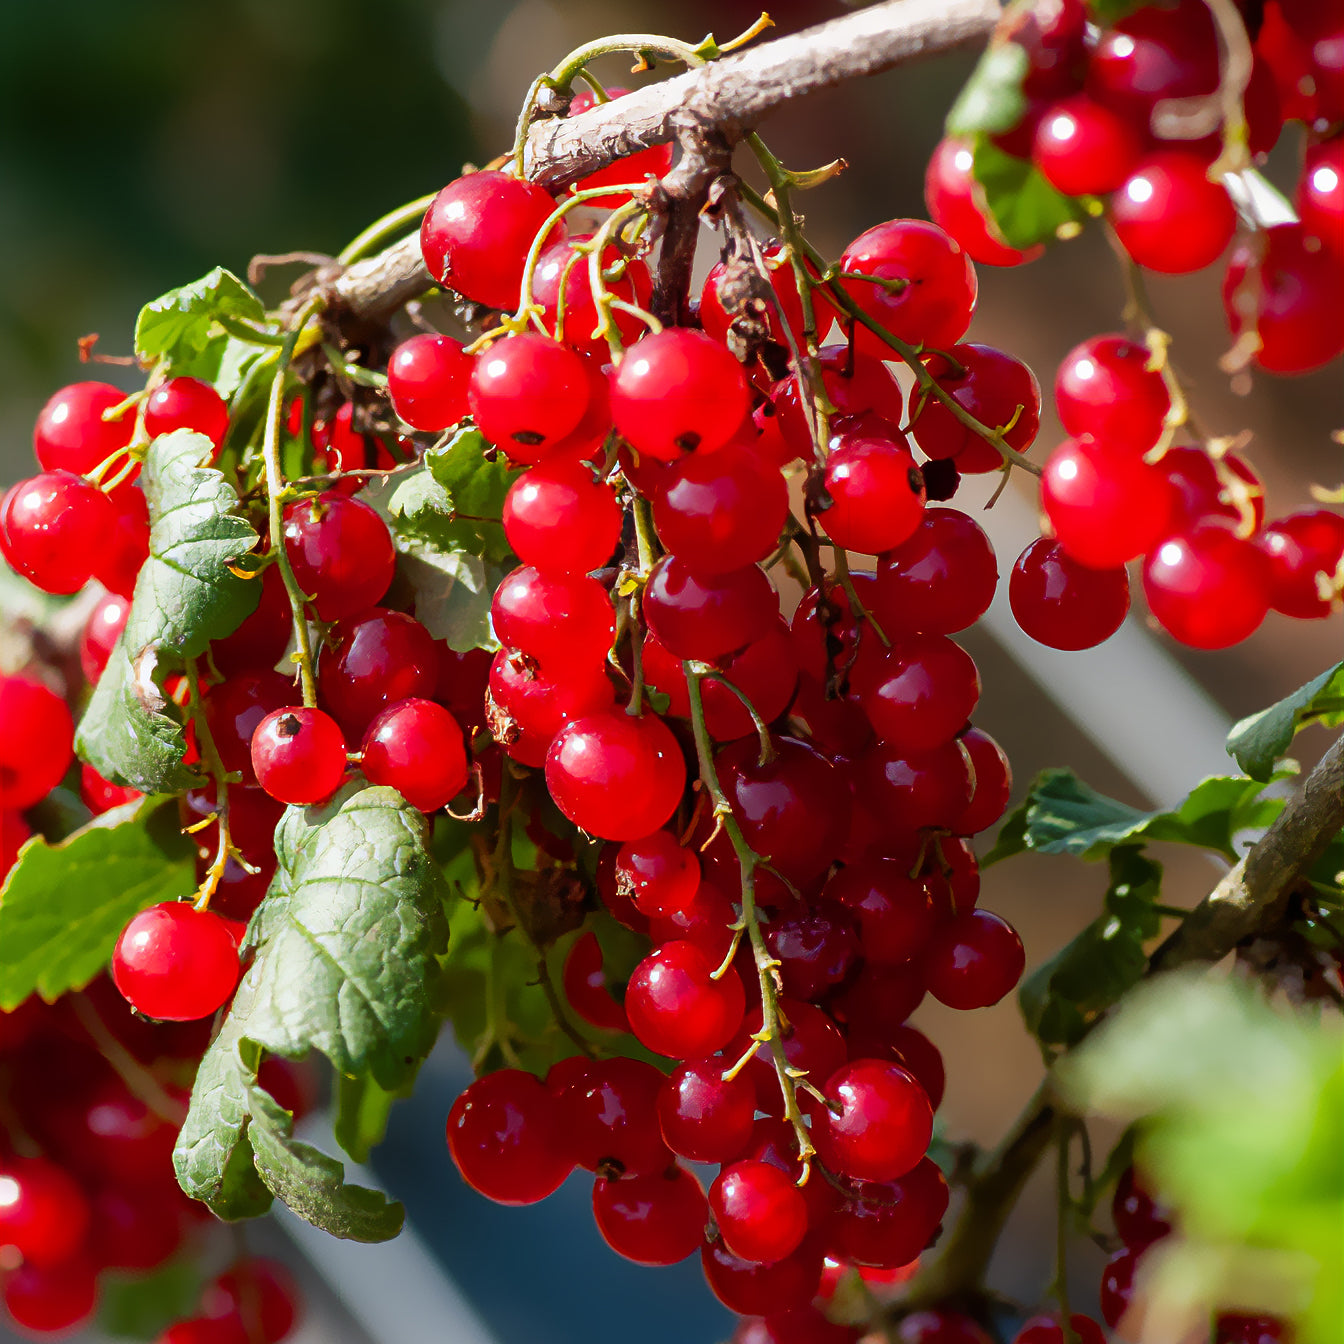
<box><xmin>1110</xmin><ymin>152</ymin><xmax>1236</xmax><ymax>275</ymax></box>
<box><xmin>545</xmin><ymin>710</ymin><xmax>686</xmax><ymax>841</ymax></box>
<box><xmin>0</xmin><ymin>470</ymin><xmax>115</xmax><ymax>594</ymax></box>
<box><xmin>860</xmin><ymin>739</ymin><xmax>973</xmax><ymax>834</ymax></box>
<box><xmin>487</xmin><ymin>648</ymin><xmax>615</xmax><ymax>767</ymax></box>
<box><xmin>1257</xmin><ymin>510</ymin><xmax>1344</xmax><ymax>618</ymax></box>
<box><xmin>701</xmin><ymin>240</ymin><xmax>836</xmax><ymax>349</ymax></box>
<box><xmin>718</xmin><ymin>737</ymin><xmax>846</xmax><ymax>885</ymax></box>
<box><xmin>112</xmin><ymin>902</ymin><xmax>240</xmax><ymax>1021</ymax></box>
<box><xmin>97</xmin><ymin>485</ymin><xmax>151</xmax><ymax>598</ymax></box>
<box><xmin>503</xmin><ymin>460</ymin><xmax>621</xmax><ymax>574</ymax></box>
<box><xmin>387</xmin><ymin>333</ymin><xmax>472</xmax><ymax>431</ymax></box>
<box><xmin>625</xmin><ymin>940</ymin><xmax>745</xmax><ymax>1059</ymax></box>
<box><xmin>3</xmin><ymin>1256</ymin><xmax>100</xmax><ymax>1334</ymax></box>
<box><xmin>534</xmin><ymin>236</ymin><xmax>654</xmax><ymax>357</ymax></box>
<box><xmin>924</xmin><ymin>138</ymin><xmax>1042</xmax><ymax>268</ymax></box>
<box><xmin>1055</xmin><ymin>334</ymin><xmax>1170</xmax><ymax>453</ymax></box>
<box><xmin>420</xmin><ymin>171</ymin><xmax>559</xmax><ymax>310</ymax></box>
<box><xmin>80</xmin><ymin>590</ymin><xmax>131</xmax><ymax>684</ymax></box>
<box><xmin>491</xmin><ymin>566</ymin><xmax>615</xmax><ymax>669</ymax></box>
<box><xmin>813</xmin><ymin>1060</ymin><xmax>933</xmax><ymax>1183</ymax></box>
<box><xmin>469</xmin><ymin>335</ymin><xmax>589</xmax><ymax>459</ymax></box>
<box><xmin>0</xmin><ymin>675</ymin><xmax>75</xmax><ymax>810</ymax></box>
<box><xmin>657</xmin><ymin>1059</ymin><xmax>756</xmax><ymax>1163</ymax></box>
<box><xmin>562</xmin><ymin>931</ymin><xmax>627</xmax><ymax>1032</ymax></box>
<box><xmin>951</xmin><ymin>727</ymin><xmax>1012</xmax><ymax>837</ymax></box>
<box><xmin>643</xmin><ymin>557</ymin><xmax>779</xmax><ymax>661</ymax></box>
<box><xmin>825</xmin><ymin>1156</ymin><xmax>949</xmax><ymax>1270</ymax></box>
<box><xmin>1163</xmin><ymin>446</ymin><xmax>1264</xmax><ymax>535</ymax></box>
<box><xmin>211</xmin><ymin>564</ymin><xmax>293</xmax><ymax>679</ymax></box>
<box><xmin>1012</xmin><ymin>1316</ymin><xmax>1107</xmax><ymax>1344</ymax></box>
<box><xmin>912</xmin><ymin>345</ymin><xmax>1041</xmax><ymax>473</ymax></box>
<box><xmin>821</xmin><ymin>430</ymin><xmax>926</xmax><ymax>555</ymax></box>
<box><xmin>567</xmin><ymin>88</ymin><xmax>675</xmax><ymax>207</ymax></box>
<box><xmin>1099</xmin><ymin>1246</ymin><xmax>1137</xmax><ymax>1327</ymax></box>
<box><xmin>33</xmin><ymin>380</ymin><xmax>134</xmax><ymax>476</ymax></box>
<box><xmin>615</xmin><ymin>831</ymin><xmax>700</xmax><ymax>918</ymax></box>
<box><xmin>282</xmin><ymin>492</ymin><xmax>395</xmax><ymax>622</ymax></box>
<box><xmin>772</xmin><ymin>346</ymin><xmax>906</xmax><ymax>462</ymax></box>
<box><xmin>730</xmin><ymin>999</ymin><xmax>848</xmax><ymax>1117</ymax></box>
<box><xmin>823</xmin><ymin>860</ymin><xmax>936</xmax><ymax>965</ymax></box>
<box><xmin>198</xmin><ymin>670</ymin><xmax>294</xmax><ymax>785</ymax></box>
<box><xmin>711</xmin><ymin>1160</ymin><xmax>809</xmax><ymax>1265</ymax></box>
<box><xmin>763</xmin><ymin>906</ymin><xmax>860</xmax><ymax>1001</ymax></box>
<box><xmin>1214</xmin><ymin>1316</ymin><xmax>1292</xmax><ymax>1344</ymax></box>
<box><xmin>1041</xmin><ymin>436</ymin><xmax>1174</xmax><ymax>569</ymax></box>
<box><xmin>1222</xmin><ymin>223</ymin><xmax>1344</xmax><ymax>375</ymax></box>
<box><xmin>839</xmin><ymin>219</ymin><xmax>978</xmax><ymax>353</ymax></box>
<box><xmin>649</xmin><ymin>880</ymin><xmax>738</xmax><ymax>966</ymax></box>
<box><xmin>0</xmin><ymin>1158</ymin><xmax>91</xmax><ymax>1267</ymax></box>
<box><xmin>856</xmin><ymin>635</ymin><xmax>981</xmax><ymax>755</ymax></box>
<box><xmin>81</xmin><ymin>763</ymin><xmax>141</xmax><ymax>815</ymax></box>
<box><xmin>1009</xmin><ymin>538</ymin><xmax>1130</xmax><ymax>650</ymax></box>
<box><xmin>896</xmin><ymin>1311</ymin><xmax>994</xmax><ymax>1344</ymax></box>
<box><xmin>551</xmin><ymin>1055</ymin><xmax>672</xmax><ymax>1176</ymax></box>
<box><xmin>875</xmin><ymin>509</ymin><xmax>997</xmax><ymax>637</ymax></box>
<box><xmin>1143</xmin><ymin>526</ymin><xmax>1272</xmax><ymax>649</ymax></box>
<box><xmin>610</xmin><ymin>329</ymin><xmax>750</xmax><ymax>461</ymax></box>
<box><xmin>1032</xmin><ymin>94</ymin><xmax>1143</xmax><ymax>197</ymax></box>
<box><xmin>701</xmin><ymin>1235</ymin><xmax>825</xmax><ymax>1317</ymax></box>
<box><xmin>144</xmin><ymin>376</ymin><xmax>231</xmax><ymax>452</ymax></box>
<box><xmin>593</xmin><ymin>1166</ymin><xmax>707</xmax><ymax>1266</ymax></box>
<box><xmin>197</xmin><ymin>1258</ymin><xmax>300</xmax><ymax>1343</ymax></box>
<box><xmin>924</xmin><ymin>909</ymin><xmax>1025</xmax><ymax>1010</ymax></box>
<box><xmin>446</xmin><ymin>1069</ymin><xmax>572</xmax><ymax>1204</ymax></box>
<box><xmin>1112</xmin><ymin>1166</ymin><xmax>1172</xmax><ymax>1249</ymax></box>
<box><xmin>1299</xmin><ymin>136</ymin><xmax>1343</xmax><ymax>251</ymax></box>
<box><xmin>360</xmin><ymin>698</ymin><xmax>467</xmax><ymax>812</ymax></box>
<box><xmin>318</xmin><ymin>610</ymin><xmax>441</xmax><ymax>740</ymax></box>
<box><xmin>653</xmin><ymin>448</ymin><xmax>789</xmax><ymax>574</ymax></box>
<box><xmin>251</xmin><ymin>707</ymin><xmax>347</xmax><ymax>805</ymax></box>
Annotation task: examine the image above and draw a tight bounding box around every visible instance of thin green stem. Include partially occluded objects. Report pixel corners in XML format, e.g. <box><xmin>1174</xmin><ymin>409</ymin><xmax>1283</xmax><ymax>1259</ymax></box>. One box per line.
<box><xmin>215</xmin><ymin>312</ymin><xmax>287</xmax><ymax>347</ymax></box>
<box><xmin>321</xmin><ymin>342</ymin><xmax>390</xmax><ymax>391</ymax></box>
<box><xmin>183</xmin><ymin>656</ymin><xmax>234</xmax><ymax>913</ymax></box>
<box><xmin>1054</xmin><ymin>1128</ymin><xmax>1076</xmax><ymax>1339</ymax></box>
<box><xmin>338</xmin><ymin>193</ymin><xmax>438</xmax><ymax>266</ymax></box>
<box><xmin>696</xmin><ymin>664</ymin><xmax>775</xmax><ymax>767</ymax></box>
<box><xmin>260</xmin><ymin>293</ymin><xmax>326</xmax><ymax>707</ymax></box>
<box><xmin>70</xmin><ymin>994</ymin><xmax>187</xmax><ymax>1125</ymax></box>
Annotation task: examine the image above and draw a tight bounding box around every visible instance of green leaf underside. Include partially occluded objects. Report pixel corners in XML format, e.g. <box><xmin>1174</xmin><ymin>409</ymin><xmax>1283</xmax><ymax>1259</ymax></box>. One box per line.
<box><xmin>984</xmin><ymin>769</ymin><xmax>1281</xmax><ymax>865</ymax></box>
<box><xmin>1019</xmin><ymin>847</ymin><xmax>1162</xmax><ymax>1049</ymax></box>
<box><xmin>334</xmin><ymin>1072</ymin><xmax>401</xmax><ymax>1165</ymax></box>
<box><xmin>76</xmin><ymin>430</ymin><xmax>262</xmax><ymax>793</ymax></box>
<box><xmin>970</xmin><ymin>136</ymin><xmax>1090</xmax><ymax>250</ymax></box>
<box><xmin>0</xmin><ymin>800</ymin><xmax>192</xmax><ymax>1011</ymax></box>
<box><xmin>174</xmin><ymin>783</ymin><xmax>448</xmax><ymax>1240</ymax></box>
<box><xmin>393</xmin><ymin>545</ymin><xmax>502</xmax><ymax>654</ymax></box>
<box><xmin>388</xmin><ymin>426</ymin><xmax>519</xmax><ymax>565</ymax></box>
<box><xmin>946</xmin><ymin>41</ymin><xmax>1030</xmax><ymax>137</ymax></box>
<box><xmin>135</xmin><ymin>266</ymin><xmax>266</xmax><ymax>384</ymax></box>
<box><xmin>1227</xmin><ymin>661</ymin><xmax>1344</xmax><ymax>782</ymax></box>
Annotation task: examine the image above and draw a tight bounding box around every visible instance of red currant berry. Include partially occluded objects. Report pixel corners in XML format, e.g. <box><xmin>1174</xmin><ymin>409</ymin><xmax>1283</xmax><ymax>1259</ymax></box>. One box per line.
<box><xmin>446</xmin><ymin>1069</ymin><xmax>572</xmax><ymax>1204</ymax></box>
<box><xmin>772</xmin><ymin>346</ymin><xmax>906</xmax><ymax>462</ymax></box>
<box><xmin>491</xmin><ymin>566</ymin><xmax>615</xmax><ymax>669</ymax></box>
<box><xmin>701</xmin><ymin>1234</ymin><xmax>825</xmax><ymax>1317</ymax></box>
<box><xmin>282</xmin><ymin>492</ymin><xmax>395</xmax><ymax>622</ymax></box>
<box><xmin>813</xmin><ymin>1059</ymin><xmax>933</xmax><ymax>1183</ymax></box>
<box><xmin>1041</xmin><ymin>436</ymin><xmax>1174</xmax><ymax>569</ymax></box>
<box><xmin>1009</xmin><ymin>537</ymin><xmax>1130</xmax><ymax>650</ymax></box>
<box><xmin>567</xmin><ymin>87</ymin><xmax>675</xmax><ymax>207</ymax></box>
<box><xmin>1143</xmin><ymin>525</ymin><xmax>1271</xmax><ymax>648</ymax></box>
<box><xmin>823</xmin><ymin>860</ymin><xmax>936</xmax><ymax>964</ymax></box>
<box><xmin>657</xmin><ymin>1059</ymin><xmax>756</xmax><ymax>1163</ymax></box>
<box><xmin>1112</xmin><ymin>1166</ymin><xmax>1172</xmax><ymax>1249</ymax></box>
<box><xmin>112</xmin><ymin>903</ymin><xmax>240</xmax><ymax>1021</ymax></box>
<box><xmin>653</xmin><ymin>447</ymin><xmax>789</xmax><ymax>574</ymax></box>
<box><xmin>711</xmin><ymin>1159</ymin><xmax>810</xmax><ymax>1264</ymax></box>
<box><xmin>95</xmin><ymin>484</ymin><xmax>151</xmax><ymax>599</ymax></box>
<box><xmin>469</xmin><ymin>335</ymin><xmax>590</xmax><ymax>460</ymax></box>
<box><xmin>80</xmin><ymin>763</ymin><xmax>140</xmax><ymax>815</ymax></box>
<box><xmin>1099</xmin><ymin>1246</ymin><xmax>1137</xmax><ymax>1327</ymax></box>
<box><xmin>1299</xmin><ymin>135</ymin><xmax>1343</xmax><ymax>250</ymax></box>
<box><xmin>609</xmin><ymin>329</ymin><xmax>750</xmax><ymax>461</ymax></box>
<box><xmin>1223</xmin><ymin>222</ymin><xmax>1344</xmax><ymax>374</ymax></box>
<box><xmin>360</xmin><ymin>698</ymin><xmax>467</xmax><ymax>812</ymax></box>
<box><xmin>195</xmin><ymin>669</ymin><xmax>292</xmax><ymax>784</ymax></box>
<box><xmin>701</xmin><ymin>240</ymin><xmax>837</xmax><ymax>349</ymax></box>
<box><xmin>1012</xmin><ymin>1315</ymin><xmax>1107</xmax><ymax>1344</ymax></box>
<box><xmin>318</xmin><ymin>609</ymin><xmax>441</xmax><ymax>740</ymax></box>
<box><xmin>33</xmin><ymin>381</ymin><xmax>134</xmax><ymax>476</ymax></box>
<box><xmin>649</xmin><ymin>879</ymin><xmax>739</xmax><ymax>966</ymax></box>
<box><xmin>534</xmin><ymin>235</ymin><xmax>654</xmax><ymax>357</ymax></box>
<box><xmin>387</xmin><ymin>334</ymin><xmax>472</xmax><ymax>432</ymax></box>
<box><xmin>211</xmin><ymin>565</ymin><xmax>293</xmax><ymax>679</ymax></box>
<box><xmin>198</xmin><ymin>1258</ymin><xmax>300</xmax><ymax>1343</ymax></box>
<box><xmin>896</xmin><ymin>1311</ymin><xmax>994</xmax><ymax>1344</ymax></box>
<box><xmin>1214</xmin><ymin>1316</ymin><xmax>1292</xmax><ymax>1344</ymax></box>
<box><xmin>486</xmin><ymin>647</ymin><xmax>615</xmax><ymax>767</ymax></box>
<box><xmin>0</xmin><ymin>675</ymin><xmax>75</xmax><ymax>811</ymax></box>
<box><xmin>0</xmin><ymin>1158</ymin><xmax>91</xmax><ymax>1267</ymax></box>
<box><xmin>859</xmin><ymin>739</ymin><xmax>973</xmax><ymax>833</ymax></box>
<box><xmin>820</xmin><ymin>429</ymin><xmax>926</xmax><ymax>555</ymax></box>
<box><xmin>1256</xmin><ymin>510</ymin><xmax>1344</xmax><ymax>618</ymax></box>
<box><xmin>0</xmin><ymin>470</ymin><xmax>115</xmax><ymax>594</ymax></box>
<box><xmin>625</xmin><ymin>940</ymin><xmax>745</xmax><ymax>1060</ymax></box>
<box><xmin>912</xmin><ymin>345</ymin><xmax>1041</xmax><ymax>472</ymax></box>
<box><xmin>1032</xmin><ymin>94</ymin><xmax>1143</xmax><ymax>197</ymax></box>
<box><xmin>924</xmin><ymin>909</ymin><xmax>1025</xmax><ymax>1009</ymax></box>
<box><xmin>3</xmin><ymin>1256</ymin><xmax>99</xmax><ymax>1334</ymax></box>
<box><xmin>144</xmin><ymin>376</ymin><xmax>230</xmax><ymax>453</ymax></box>
<box><xmin>824</xmin><ymin>1156</ymin><xmax>949</xmax><ymax>1270</ymax></box>
<box><xmin>561</xmin><ymin>931</ymin><xmax>628</xmax><ymax>1033</ymax></box>
<box><xmin>593</xmin><ymin>1165</ymin><xmax>707</xmax><ymax>1266</ymax></box>
<box><xmin>615</xmin><ymin>831</ymin><xmax>700</xmax><ymax>918</ymax></box>
<box><xmin>925</xmin><ymin>138</ymin><xmax>1042</xmax><ymax>268</ymax></box>
<box><xmin>729</xmin><ymin>999</ymin><xmax>848</xmax><ymax>1117</ymax></box>
<box><xmin>839</xmin><ymin>219</ymin><xmax>978</xmax><ymax>354</ymax></box>
<box><xmin>951</xmin><ymin>727</ymin><xmax>1012</xmax><ymax>836</ymax></box>
<box><xmin>1162</xmin><ymin>445</ymin><xmax>1264</xmax><ymax>534</ymax></box>
<box><xmin>1055</xmin><ymin>334</ymin><xmax>1170</xmax><ymax>453</ymax></box>
<box><xmin>420</xmin><ymin>171</ymin><xmax>559</xmax><ymax>310</ymax></box>
<box><xmin>643</xmin><ymin>556</ymin><xmax>779</xmax><ymax>661</ymax></box>
<box><xmin>551</xmin><ymin>1055</ymin><xmax>672</xmax><ymax>1176</ymax></box>
<box><xmin>855</xmin><ymin>635</ymin><xmax>981</xmax><ymax>755</ymax></box>
<box><xmin>503</xmin><ymin>459</ymin><xmax>620</xmax><ymax>575</ymax></box>
<box><xmin>80</xmin><ymin>590</ymin><xmax>131</xmax><ymax>684</ymax></box>
<box><xmin>874</xmin><ymin>509</ymin><xmax>998</xmax><ymax>637</ymax></box>
<box><xmin>763</xmin><ymin>904</ymin><xmax>860</xmax><ymax>1001</ymax></box>
<box><xmin>545</xmin><ymin>710</ymin><xmax>686</xmax><ymax>841</ymax></box>
<box><xmin>1110</xmin><ymin>152</ymin><xmax>1236</xmax><ymax>275</ymax></box>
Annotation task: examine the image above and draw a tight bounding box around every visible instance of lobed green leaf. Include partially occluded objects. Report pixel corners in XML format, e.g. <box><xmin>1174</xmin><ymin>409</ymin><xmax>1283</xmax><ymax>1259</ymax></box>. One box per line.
<box><xmin>135</xmin><ymin>266</ymin><xmax>266</xmax><ymax>384</ymax></box>
<box><xmin>1227</xmin><ymin>661</ymin><xmax>1344</xmax><ymax>782</ymax></box>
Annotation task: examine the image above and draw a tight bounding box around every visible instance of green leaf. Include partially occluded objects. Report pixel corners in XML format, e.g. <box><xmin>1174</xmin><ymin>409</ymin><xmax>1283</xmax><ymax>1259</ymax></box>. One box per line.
<box><xmin>393</xmin><ymin>544</ymin><xmax>503</xmax><ymax>654</ymax></box>
<box><xmin>135</xmin><ymin>267</ymin><xmax>266</xmax><ymax>383</ymax></box>
<box><xmin>970</xmin><ymin>136</ymin><xmax>1090</xmax><ymax>250</ymax></box>
<box><xmin>388</xmin><ymin>427</ymin><xmax>519</xmax><ymax>564</ymax></box>
<box><xmin>1227</xmin><ymin>662</ymin><xmax>1344</xmax><ymax>782</ymax></box>
<box><xmin>97</xmin><ymin>1259</ymin><xmax>206</xmax><ymax>1340</ymax></box>
<box><xmin>174</xmin><ymin>783</ymin><xmax>448</xmax><ymax>1239</ymax></box>
<box><xmin>984</xmin><ymin>768</ymin><xmax>1279</xmax><ymax>864</ymax></box>
<box><xmin>946</xmin><ymin>41</ymin><xmax>1030</xmax><ymax>136</ymax></box>
<box><xmin>0</xmin><ymin>800</ymin><xmax>193</xmax><ymax>1011</ymax></box>
<box><xmin>76</xmin><ymin>430</ymin><xmax>263</xmax><ymax>793</ymax></box>
<box><xmin>1086</xmin><ymin>0</ymin><xmax>1149</xmax><ymax>22</ymax></box>
<box><xmin>334</xmin><ymin>1072</ymin><xmax>401</xmax><ymax>1164</ymax></box>
<box><xmin>1019</xmin><ymin>847</ymin><xmax>1162</xmax><ymax>1049</ymax></box>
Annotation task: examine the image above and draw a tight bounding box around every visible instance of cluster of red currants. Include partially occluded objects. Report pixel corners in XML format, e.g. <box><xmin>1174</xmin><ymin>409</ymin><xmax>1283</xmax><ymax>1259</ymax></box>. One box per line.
<box><xmin>926</xmin><ymin>0</ymin><xmax>1344</xmax><ymax>380</ymax></box>
<box><xmin>0</xmin><ymin>982</ymin><xmax>304</xmax><ymax>1340</ymax></box>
